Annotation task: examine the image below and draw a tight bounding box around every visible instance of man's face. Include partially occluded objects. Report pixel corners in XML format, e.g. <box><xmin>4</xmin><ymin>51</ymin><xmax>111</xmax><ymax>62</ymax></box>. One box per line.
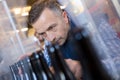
<box><xmin>32</xmin><ymin>8</ymin><xmax>70</xmax><ymax>45</ymax></box>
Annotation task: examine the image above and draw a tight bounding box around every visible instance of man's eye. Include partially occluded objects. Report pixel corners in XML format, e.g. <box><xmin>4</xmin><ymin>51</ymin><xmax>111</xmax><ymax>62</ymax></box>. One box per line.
<box><xmin>48</xmin><ymin>24</ymin><xmax>57</xmax><ymax>31</ymax></box>
<box><xmin>36</xmin><ymin>32</ymin><xmax>46</xmax><ymax>38</ymax></box>
<box><xmin>37</xmin><ymin>32</ymin><xmax>43</xmax><ymax>36</ymax></box>
<box><xmin>48</xmin><ymin>26</ymin><xmax>54</xmax><ymax>31</ymax></box>
<box><xmin>49</xmin><ymin>26</ymin><xmax>53</xmax><ymax>30</ymax></box>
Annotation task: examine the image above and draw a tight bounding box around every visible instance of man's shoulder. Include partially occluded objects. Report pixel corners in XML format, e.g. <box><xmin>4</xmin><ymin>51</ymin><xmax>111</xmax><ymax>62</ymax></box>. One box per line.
<box><xmin>70</xmin><ymin>27</ymin><xmax>83</xmax><ymax>40</ymax></box>
<box><xmin>60</xmin><ymin>27</ymin><xmax>83</xmax><ymax>60</ymax></box>
<box><xmin>70</xmin><ymin>27</ymin><xmax>82</xmax><ymax>33</ymax></box>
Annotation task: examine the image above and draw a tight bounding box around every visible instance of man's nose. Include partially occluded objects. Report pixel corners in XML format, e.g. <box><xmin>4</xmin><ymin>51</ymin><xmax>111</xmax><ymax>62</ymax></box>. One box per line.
<box><xmin>37</xmin><ymin>35</ymin><xmax>43</xmax><ymax>41</ymax></box>
<box><xmin>45</xmin><ymin>32</ymin><xmax>55</xmax><ymax>42</ymax></box>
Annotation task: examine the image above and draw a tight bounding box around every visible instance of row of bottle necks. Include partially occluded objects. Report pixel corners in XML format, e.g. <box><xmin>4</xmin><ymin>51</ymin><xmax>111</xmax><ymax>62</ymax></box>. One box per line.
<box><xmin>9</xmin><ymin>43</ymin><xmax>76</xmax><ymax>80</ymax></box>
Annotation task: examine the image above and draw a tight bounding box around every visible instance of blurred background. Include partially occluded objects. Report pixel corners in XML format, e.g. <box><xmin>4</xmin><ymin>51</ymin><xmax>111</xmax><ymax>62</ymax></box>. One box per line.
<box><xmin>0</xmin><ymin>0</ymin><xmax>120</xmax><ymax>80</ymax></box>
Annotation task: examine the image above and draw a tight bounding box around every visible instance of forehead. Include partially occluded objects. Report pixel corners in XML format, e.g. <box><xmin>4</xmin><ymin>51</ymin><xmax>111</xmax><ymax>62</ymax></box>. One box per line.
<box><xmin>32</xmin><ymin>8</ymin><xmax>60</xmax><ymax>33</ymax></box>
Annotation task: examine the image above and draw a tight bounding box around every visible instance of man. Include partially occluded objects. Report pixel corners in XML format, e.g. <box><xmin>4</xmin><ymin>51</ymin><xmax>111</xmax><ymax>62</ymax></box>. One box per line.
<box><xmin>28</xmin><ymin>0</ymin><xmax>82</xmax><ymax>80</ymax></box>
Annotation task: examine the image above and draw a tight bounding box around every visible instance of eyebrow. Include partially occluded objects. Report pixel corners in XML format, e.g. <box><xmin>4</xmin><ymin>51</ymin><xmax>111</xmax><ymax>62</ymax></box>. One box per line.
<box><xmin>47</xmin><ymin>23</ymin><xmax>57</xmax><ymax>31</ymax></box>
<box><xmin>37</xmin><ymin>23</ymin><xmax>57</xmax><ymax>35</ymax></box>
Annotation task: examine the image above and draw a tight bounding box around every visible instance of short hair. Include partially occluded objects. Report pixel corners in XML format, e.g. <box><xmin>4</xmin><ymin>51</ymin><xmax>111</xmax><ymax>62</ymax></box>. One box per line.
<box><xmin>28</xmin><ymin>0</ymin><xmax>62</xmax><ymax>25</ymax></box>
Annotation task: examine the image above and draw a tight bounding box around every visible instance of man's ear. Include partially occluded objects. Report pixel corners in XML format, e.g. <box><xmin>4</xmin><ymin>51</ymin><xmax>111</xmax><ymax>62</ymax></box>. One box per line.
<box><xmin>62</xmin><ymin>11</ymin><xmax>69</xmax><ymax>23</ymax></box>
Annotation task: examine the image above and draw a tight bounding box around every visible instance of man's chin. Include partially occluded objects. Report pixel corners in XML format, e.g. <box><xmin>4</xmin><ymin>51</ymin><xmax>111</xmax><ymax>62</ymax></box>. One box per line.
<box><xmin>56</xmin><ymin>38</ymin><xmax>65</xmax><ymax>46</ymax></box>
<box><xmin>58</xmin><ymin>42</ymin><xmax>63</xmax><ymax>46</ymax></box>
<box><xmin>58</xmin><ymin>40</ymin><xmax>65</xmax><ymax>46</ymax></box>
